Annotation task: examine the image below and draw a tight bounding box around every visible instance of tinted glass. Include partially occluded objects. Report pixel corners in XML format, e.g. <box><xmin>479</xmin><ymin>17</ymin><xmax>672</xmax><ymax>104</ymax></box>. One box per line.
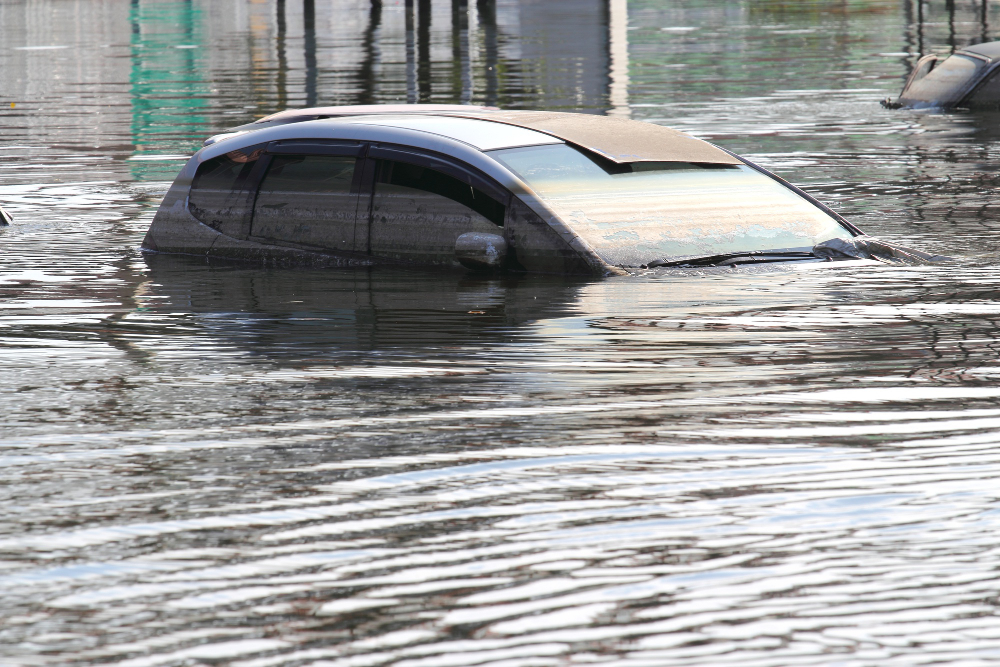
<box><xmin>368</xmin><ymin>160</ymin><xmax>505</xmax><ymax>264</ymax></box>
<box><xmin>379</xmin><ymin>161</ymin><xmax>504</xmax><ymax>226</ymax></box>
<box><xmin>257</xmin><ymin>154</ymin><xmax>356</xmax><ymax>193</ymax></box>
<box><xmin>188</xmin><ymin>148</ymin><xmax>262</xmax><ymax>229</ymax></box>
<box><xmin>251</xmin><ymin>155</ymin><xmax>359</xmax><ymax>251</ymax></box>
<box><xmin>908</xmin><ymin>56</ymin><xmax>938</xmax><ymax>85</ymax></box>
<box><xmin>491</xmin><ymin>143</ymin><xmax>853</xmax><ymax>267</ymax></box>
<box><xmin>964</xmin><ymin>69</ymin><xmax>1000</xmax><ymax>108</ymax></box>
<box><xmin>900</xmin><ymin>54</ymin><xmax>985</xmax><ymax>106</ymax></box>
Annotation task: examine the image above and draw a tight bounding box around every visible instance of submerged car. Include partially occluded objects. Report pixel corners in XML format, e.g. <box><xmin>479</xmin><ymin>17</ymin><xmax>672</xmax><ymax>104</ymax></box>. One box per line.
<box><xmin>142</xmin><ymin>106</ymin><xmax>939</xmax><ymax>275</ymax></box>
<box><xmin>883</xmin><ymin>41</ymin><xmax>1000</xmax><ymax>110</ymax></box>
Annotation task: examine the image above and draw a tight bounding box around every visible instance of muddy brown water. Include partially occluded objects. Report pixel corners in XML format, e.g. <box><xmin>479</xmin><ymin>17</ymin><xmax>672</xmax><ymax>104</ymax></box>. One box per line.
<box><xmin>5</xmin><ymin>0</ymin><xmax>1000</xmax><ymax>664</ymax></box>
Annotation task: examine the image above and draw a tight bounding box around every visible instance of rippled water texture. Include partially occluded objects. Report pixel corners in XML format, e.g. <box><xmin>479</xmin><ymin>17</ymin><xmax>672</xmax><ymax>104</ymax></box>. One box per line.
<box><xmin>6</xmin><ymin>0</ymin><xmax>1000</xmax><ymax>664</ymax></box>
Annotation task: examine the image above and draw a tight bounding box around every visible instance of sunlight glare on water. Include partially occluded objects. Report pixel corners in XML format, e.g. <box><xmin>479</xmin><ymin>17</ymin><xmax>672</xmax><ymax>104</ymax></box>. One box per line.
<box><xmin>5</xmin><ymin>0</ymin><xmax>1000</xmax><ymax>664</ymax></box>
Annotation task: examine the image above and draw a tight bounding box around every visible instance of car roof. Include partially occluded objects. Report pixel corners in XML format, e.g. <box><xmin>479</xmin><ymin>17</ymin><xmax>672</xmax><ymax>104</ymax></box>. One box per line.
<box><xmin>255</xmin><ymin>104</ymin><xmax>497</xmax><ymax>123</ymax></box>
<box><xmin>217</xmin><ymin>106</ymin><xmax>741</xmax><ymax>166</ymax></box>
<box><xmin>960</xmin><ymin>41</ymin><xmax>1000</xmax><ymax>60</ymax></box>
<box><xmin>435</xmin><ymin>110</ymin><xmax>741</xmax><ymax>165</ymax></box>
<box><xmin>338</xmin><ymin>115</ymin><xmax>563</xmax><ymax>151</ymax></box>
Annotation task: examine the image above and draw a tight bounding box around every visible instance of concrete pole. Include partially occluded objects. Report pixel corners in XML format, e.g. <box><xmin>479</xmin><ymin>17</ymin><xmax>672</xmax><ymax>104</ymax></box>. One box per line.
<box><xmin>607</xmin><ymin>0</ymin><xmax>630</xmax><ymax>116</ymax></box>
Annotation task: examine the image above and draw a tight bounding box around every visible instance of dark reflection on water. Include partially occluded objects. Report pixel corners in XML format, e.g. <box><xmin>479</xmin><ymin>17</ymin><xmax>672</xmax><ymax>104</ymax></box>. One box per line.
<box><xmin>9</xmin><ymin>0</ymin><xmax>1000</xmax><ymax>665</ymax></box>
<box><xmin>142</xmin><ymin>255</ymin><xmax>586</xmax><ymax>353</ymax></box>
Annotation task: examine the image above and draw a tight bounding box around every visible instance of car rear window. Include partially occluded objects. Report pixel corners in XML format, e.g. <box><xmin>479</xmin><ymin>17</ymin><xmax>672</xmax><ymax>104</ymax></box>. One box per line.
<box><xmin>490</xmin><ymin>143</ymin><xmax>853</xmax><ymax>267</ymax></box>
<box><xmin>188</xmin><ymin>148</ymin><xmax>262</xmax><ymax>228</ymax></box>
<box><xmin>899</xmin><ymin>54</ymin><xmax>985</xmax><ymax>106</ymax></box>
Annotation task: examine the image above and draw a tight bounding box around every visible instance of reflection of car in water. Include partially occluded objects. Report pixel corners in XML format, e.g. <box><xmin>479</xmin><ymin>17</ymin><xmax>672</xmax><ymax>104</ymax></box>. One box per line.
<box><xmin>883</xmin><ymin>41</ymin><xmax>1000</xmax><ymax>110</ymax></box>
<box><xmin>143</xmin><ymin>105</ymin><xmax>941</xmax><ymax>275</ymax></box>
<box><xmin>141</xmin><ymin>253</ymin><xmax>585</xmax><ymax>352</ymax></box>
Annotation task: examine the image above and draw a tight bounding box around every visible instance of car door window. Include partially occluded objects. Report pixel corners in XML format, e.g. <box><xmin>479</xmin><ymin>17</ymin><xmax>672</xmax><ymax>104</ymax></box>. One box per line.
<box><xmin>251</xmin><ymin>154</ymin><xmax>359</xmax><ymax>251</ymax></box>
<box><xmin>188</xmin><ymin>147</ymin><xmax>263</xmax><ymax>236</ymax></box>
<box><xmin>965</xmin><ymin>68</ymin><xmax>1000</xmax><ymax>108</ymax></box>
<box><xmin>368</xmin><ymin>159</ymin><xmax>505</xmax><ymax>265</ymax></box>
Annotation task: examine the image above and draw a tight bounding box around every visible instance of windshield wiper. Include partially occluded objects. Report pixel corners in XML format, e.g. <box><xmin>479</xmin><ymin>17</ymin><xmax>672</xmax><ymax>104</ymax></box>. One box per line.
<box><xmin>644</xmin><ymin>250</ymin><xmax>818</xmax><ymax>269</ymax></box>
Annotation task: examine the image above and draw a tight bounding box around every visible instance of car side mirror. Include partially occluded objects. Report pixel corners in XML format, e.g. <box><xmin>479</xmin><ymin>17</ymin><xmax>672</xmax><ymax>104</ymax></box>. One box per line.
<box><xmin>0</xmin><ymin>206</ymin><xmax>12</xmax><ymax>226</ymax></box>
<box><xmin>455</xmin><ymin>232</ymin><xmax>507</xmax><ymax>271</ymax></box>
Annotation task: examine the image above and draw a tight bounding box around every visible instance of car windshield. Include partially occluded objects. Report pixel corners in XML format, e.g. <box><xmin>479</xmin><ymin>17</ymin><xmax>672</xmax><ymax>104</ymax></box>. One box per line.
<box><xmin>899</xmin><ymin>54</ymin><xmax>986</xmax><ymax>106</ymax></box>
<box><xmin>490</xmin><ymin>144</ymin><xmax>853</xmax><ymax>267</ymax></box>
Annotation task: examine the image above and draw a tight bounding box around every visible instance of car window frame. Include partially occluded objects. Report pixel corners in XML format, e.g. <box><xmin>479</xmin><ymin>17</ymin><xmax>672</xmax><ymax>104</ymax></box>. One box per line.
<box><xmin>365</xmin><ymin>144</ymin><xmax>511</xmax><ymax>205</ymax></box>
<box><xmin>259</xmin><ymin>139</ymin><xmax>366</xmax><ymax>195</ymax></box>
<box><xmin>356</xmin><ymin>143</ymin><xmax>513</xmax><ymax>255</ymax></box>
<box><xmin>205</xmin><ymin>138</ymin><xmax>517</xmax><ymax>258</ymax></box>
<box><xmin>187</xmin><ymin>142</ymin><xmax>270</xmax><ymax>238</ymax></box>
<box><xmin>242</xmin><ymin>140</ymin><xmax>368</xmax><ymax>249</ymax></box>
<box><xmin>959</xmin><ymin>60</ymin><xmax>1000</xmax><ymax>107</ymax></box>
<box><xmin>901</xmin><ymin>54</ymin><xmax>940</xmax><ymax>92</ymax></box>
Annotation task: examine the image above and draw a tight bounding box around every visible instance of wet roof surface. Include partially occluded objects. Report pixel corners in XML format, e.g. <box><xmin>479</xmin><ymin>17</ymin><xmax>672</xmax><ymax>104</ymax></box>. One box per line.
<box><xmin>443</xmin><ymin>110</ymin><xmax>743</xmax><ymax>164</ymax></box>
<box><xmin>961</xmin><ymin>41</ymin><xmax>1000</xmax><ymax>59</ymax></box>
<box><xmin>342</xmin><ymin>115</ymin><xmax>562</xmax><ymax>151</ymax></box>
<box><xmin>250</xmin><ymin>106</ymin><xmax>742</xmax><ymax>165</ymax></box>
<box><xmin>259</xmin><ymin>104</ymin><xmax>495</xmax><ymax>122</ymax></box>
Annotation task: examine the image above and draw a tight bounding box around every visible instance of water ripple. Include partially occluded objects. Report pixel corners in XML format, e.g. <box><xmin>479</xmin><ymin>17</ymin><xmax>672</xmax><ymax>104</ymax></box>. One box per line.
<box><xmin>7</xmin><ymin>0</ymin><xmax>1000</xmax><ymax>664</ymax></box>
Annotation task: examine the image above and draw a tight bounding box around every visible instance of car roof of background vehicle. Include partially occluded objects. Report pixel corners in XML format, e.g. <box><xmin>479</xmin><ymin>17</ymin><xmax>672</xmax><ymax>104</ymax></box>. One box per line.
<box><xmin>960</xmin><ymin>41</ymin><xmax>1000</xmax><ymax>60</ymax></box>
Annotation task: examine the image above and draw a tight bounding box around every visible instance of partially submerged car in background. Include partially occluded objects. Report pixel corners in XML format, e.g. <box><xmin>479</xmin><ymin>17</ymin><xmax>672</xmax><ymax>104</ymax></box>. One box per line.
<box><xmin>142</xmin><ymin>105</ymin><xmax>941</xmax><ymax>275</ymax></box>
<box><xmin>883</xmin><ymin>41</ymin><xmax>1000</xmax><ymax>110</ymax></box>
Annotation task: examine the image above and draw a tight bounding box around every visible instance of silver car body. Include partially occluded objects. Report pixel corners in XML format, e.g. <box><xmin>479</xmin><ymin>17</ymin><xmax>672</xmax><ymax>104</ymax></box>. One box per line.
<box><xmin>143</xmin><ymin>107</ymin><xmax>904</xmax><ymax>275</ymax></box>
<box><xmin>886</xmin><ymin>41</ymin><xmax>1000</xmax><ymax>110</ymax></box>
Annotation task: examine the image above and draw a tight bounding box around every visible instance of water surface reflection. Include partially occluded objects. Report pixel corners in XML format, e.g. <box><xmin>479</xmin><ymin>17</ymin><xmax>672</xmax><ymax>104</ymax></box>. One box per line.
<box><xmin>9</xmin><ymin>258</ymin><xmax>1000</xmax><ymax>664</ymax></box>
<box><xmin>7</xmin><ymin>0</ymin><xmax>1000</xmax><ymax>664</ymax></box>
<box><xmin>142</xmin><ymin>255</ymin><xmax>587</xmax><ymax>351</ymax></box>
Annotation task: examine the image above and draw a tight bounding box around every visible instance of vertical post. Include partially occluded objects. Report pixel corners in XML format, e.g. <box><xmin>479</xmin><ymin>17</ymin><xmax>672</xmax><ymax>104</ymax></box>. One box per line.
<box><xmin>916</xmin><ymin>0</ymin><xmax>924</xmax><ymax>56</ymax></box>
<box><xmin>452</xmin><ymin>0</ymin><xmax>471</xmax><ymax>104</ymax></box>
<box><xmin>467</xmin><ymin>0</ymin><xmax>478</xmax><ymax>103</ymax></box>
<box><xmin>276</xmin><ymin>0</ymin><xmax>287</xmax><ymax>109</ymax></box>
<box><xmin>304</xmin><ymin>0</ymin><xmax>317</xmax><ymax>106</ymax></box>
<box><xmin>477</xmin><ymin>0</ymin><xmax>497</xmax><ymax>107</ymax></box>
<box><xmin>607</xmin><ymin>0</ymin><xmax>629</xmax><ymax>116</ymax></box>
<box><xmin>946</xmin><ymin>0</ymin><xmax>955</xmax><ymax>53</ymax></box>
<box><xmin>418</xmin><ymin>0</ymin><xmax>432</xmax><ymax>102</ymax></box>
<box><xmin>405</xmin><ymin>0</ymin><xmax>417</xmax><ymax>103</ymax></box>
<box><xmin>903</xmin><ymin>0</ymin><xmax>913</xmax><ymax>55</ymax></box>
<box><xmin>982</xmin><ymin>0</ymin><xmax>989</xmax><ymax>44</ymax></box>
<box><xmin>357</xmin><ymin>0</ymin><xmax>382</xmax><ymax>105</ymax></box>
<box><xmin>902</xmin><ymin>0</ymin><xmax>916</xmax><ymax>77</ymax></box>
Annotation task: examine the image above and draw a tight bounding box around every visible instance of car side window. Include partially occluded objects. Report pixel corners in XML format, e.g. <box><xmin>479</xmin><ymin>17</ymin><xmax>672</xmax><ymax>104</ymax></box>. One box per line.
<box><xmin>251</xmin><ymin>154</ymin><xmax>360</xmax><ymax>251</ymax></box>
<box><xmin>368</xmin><ymin>159</ymin><xmax>506</xmax><ymax>265</ymax></box>
<box><xmin>379</xmin><ymin>161</ymin><xmax>505</xmax><ymax>226</ymax></box>
<box><xmin>188</xmin><ymin>147</ymin><xmax>262</xmax><ymax>231</ymax></box>
<box><xmin>966</xmin><ymin>68</ymin><xmax>1000</xmax><ymax>108</ymax></box>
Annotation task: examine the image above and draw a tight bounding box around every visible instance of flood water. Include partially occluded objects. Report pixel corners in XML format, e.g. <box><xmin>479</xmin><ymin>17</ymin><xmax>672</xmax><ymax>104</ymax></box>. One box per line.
<box><xmin>6</xmin><ymin>0</ymin><xmax>1000</xmax><ymax>664</ymax></box>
